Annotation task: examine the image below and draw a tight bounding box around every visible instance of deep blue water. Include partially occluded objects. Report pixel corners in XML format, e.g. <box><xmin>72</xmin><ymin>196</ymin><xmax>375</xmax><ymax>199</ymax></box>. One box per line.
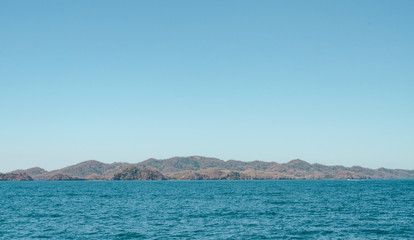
<box><xmin>1</xmin><ymin>180</ymin><xmax>413</xmax><ymax>239</ymax></box>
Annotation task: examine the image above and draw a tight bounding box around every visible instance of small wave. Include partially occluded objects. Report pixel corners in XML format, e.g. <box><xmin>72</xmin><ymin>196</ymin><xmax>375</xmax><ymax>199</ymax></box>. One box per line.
<box><xmin>116</xmin><ymin>232</ymin><xmax>145</xmax><ymax>239</ymax></box>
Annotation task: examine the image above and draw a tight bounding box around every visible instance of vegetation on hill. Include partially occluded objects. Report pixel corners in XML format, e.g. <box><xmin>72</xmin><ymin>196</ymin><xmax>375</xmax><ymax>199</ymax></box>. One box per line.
<box><xmin>112</xmin><ymin>167</ymin><xmax>166</xmax><ymax>180</ymax></box>
<box><xmin>48</xmin><ymin>174</ymin><xmax>85</xmax><ymax>181</ymax></box>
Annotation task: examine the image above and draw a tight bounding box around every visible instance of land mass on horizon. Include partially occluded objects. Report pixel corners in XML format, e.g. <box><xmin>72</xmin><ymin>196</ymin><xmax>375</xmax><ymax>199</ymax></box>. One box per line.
<box><xmin>1</xmin><ymin>156</ymin><xmax>414</xmax><ymax>181</ymax></box>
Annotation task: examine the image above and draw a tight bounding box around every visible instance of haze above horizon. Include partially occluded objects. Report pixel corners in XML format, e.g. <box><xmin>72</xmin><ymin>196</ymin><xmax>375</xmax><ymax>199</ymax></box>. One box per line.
<box><xmin>1</xmin><ymin>0</ymin><xmax>413</xmax><ymax>172</ymax></box>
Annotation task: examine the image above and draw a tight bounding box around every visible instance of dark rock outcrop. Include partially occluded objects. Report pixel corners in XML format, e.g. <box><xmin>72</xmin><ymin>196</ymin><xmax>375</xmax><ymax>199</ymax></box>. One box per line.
<box><xmin>0</xmin><ymin>172</ymin><xmax>33</xmax><ymax>181</ymax></box>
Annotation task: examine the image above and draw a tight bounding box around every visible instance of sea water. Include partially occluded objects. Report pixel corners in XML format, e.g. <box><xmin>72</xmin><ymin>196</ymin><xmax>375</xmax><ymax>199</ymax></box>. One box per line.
<box><xmin>0</xmin><ymin>180</ymin><xmax>413</xmax><ymax>239</ymax></box>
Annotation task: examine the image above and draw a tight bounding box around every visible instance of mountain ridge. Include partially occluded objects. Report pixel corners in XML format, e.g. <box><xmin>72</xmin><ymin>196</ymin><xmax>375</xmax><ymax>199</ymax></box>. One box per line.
<box><xmin>2</xmin><ymin>156</ymin><xmax>414</xmax><ymax>181</ymax></box>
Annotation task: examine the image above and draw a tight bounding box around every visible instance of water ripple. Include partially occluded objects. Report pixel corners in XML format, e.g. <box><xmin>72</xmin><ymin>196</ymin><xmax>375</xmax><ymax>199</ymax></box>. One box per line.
<box><xmin>0</xmin><ymin>180</ymin><xmax>413</xmax><ymax>239</ymax></box>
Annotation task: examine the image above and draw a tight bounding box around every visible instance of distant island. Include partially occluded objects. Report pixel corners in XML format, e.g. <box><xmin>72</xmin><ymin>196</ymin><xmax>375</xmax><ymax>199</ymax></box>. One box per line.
<box><xmin>1</xmin><ymin>156</ymin><xmax>414</xmax><ymax>181</ymax></box>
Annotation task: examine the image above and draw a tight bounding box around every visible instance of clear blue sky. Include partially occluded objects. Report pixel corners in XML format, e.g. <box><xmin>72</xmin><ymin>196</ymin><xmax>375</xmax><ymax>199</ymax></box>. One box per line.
<box><xmin>1</xmin><ymin>0</ymin><xmax>413</xmax><ymax>172</ymax></box>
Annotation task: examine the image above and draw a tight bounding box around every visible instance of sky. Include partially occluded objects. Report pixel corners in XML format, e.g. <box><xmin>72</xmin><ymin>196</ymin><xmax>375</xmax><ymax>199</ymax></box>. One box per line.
<box><xmin>1</xmin><ymin>0</ymin><xmax>413</xmax><ymax>172</ymax></box>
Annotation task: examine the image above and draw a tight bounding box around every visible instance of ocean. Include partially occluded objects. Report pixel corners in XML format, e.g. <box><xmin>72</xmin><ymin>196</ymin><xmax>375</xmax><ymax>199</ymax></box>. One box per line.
<box><xmin>1</xmin><ymin>180</ymin><xmax>413</xmax><ymax>239</ymax></box>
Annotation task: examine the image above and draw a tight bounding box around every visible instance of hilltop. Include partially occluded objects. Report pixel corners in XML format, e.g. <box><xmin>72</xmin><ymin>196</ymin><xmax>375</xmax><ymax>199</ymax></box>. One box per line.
<box><xmin>2</xmin><ymin>156</ymin><xmax>414</xmax><ymax>181</ymax></box>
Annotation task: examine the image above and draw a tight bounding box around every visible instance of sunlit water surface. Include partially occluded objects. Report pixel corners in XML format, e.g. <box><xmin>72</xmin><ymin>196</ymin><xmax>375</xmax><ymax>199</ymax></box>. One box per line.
<box><xmin>1</xmin><ymin>180</ymin><xmax>413</xmax><ymax>239</ymax></box>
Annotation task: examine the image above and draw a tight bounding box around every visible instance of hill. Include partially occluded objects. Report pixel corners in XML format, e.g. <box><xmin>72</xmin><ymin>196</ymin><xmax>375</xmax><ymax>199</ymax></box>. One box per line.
<box><xmin>5</xmin><ymin>156</ymin><xmax>414</xmax><ymax>180</ymax></box>
<box><xmin>27</xmin><ymin>160</ymin><xmax>131</xmax><ymax>180</ymax></box>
